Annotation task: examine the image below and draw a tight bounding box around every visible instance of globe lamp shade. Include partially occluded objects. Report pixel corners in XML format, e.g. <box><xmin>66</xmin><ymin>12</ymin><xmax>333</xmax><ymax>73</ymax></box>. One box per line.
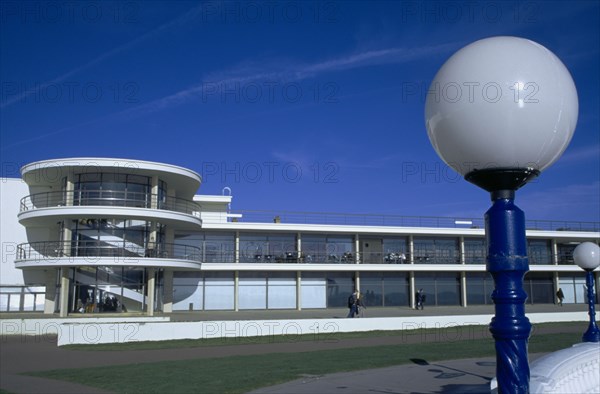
<box><xmin>425</xmin><ymin>36</ymin><xmax>578</xmax><ymax>191</ymax></box>
<box><xmin>574</xmin><ymin>242</ymin><xmax>600</xmax><ymax>271</ymax></box>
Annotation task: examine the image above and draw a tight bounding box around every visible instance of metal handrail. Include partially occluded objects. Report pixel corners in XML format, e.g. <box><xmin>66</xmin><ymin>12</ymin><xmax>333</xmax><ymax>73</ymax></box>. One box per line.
<box><xmin>16</xmin><ymin>241</ymin><xmax>202</xmax><ymax>262</ymax></box>
<box><xmin>15</xmin><ymin>241</ymin><xmax>578</xmax><ymax>266</ymax></box>
<box><xmin>19</xmin><ymin>190</ymin><xmax>200</xmax><ymax>216</ymax></box>
<box><xmin>229</xmin><ymin>209</ymin><xmax>600</xmax><ymax>232</ymax></box>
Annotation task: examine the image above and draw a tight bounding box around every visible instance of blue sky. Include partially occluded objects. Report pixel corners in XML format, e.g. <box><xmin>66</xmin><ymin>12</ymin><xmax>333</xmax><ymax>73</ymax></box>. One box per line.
<box><xmin>1</xmin><ymin>0</ymin><xmax>599</xmax><ymax>222</ymax></box>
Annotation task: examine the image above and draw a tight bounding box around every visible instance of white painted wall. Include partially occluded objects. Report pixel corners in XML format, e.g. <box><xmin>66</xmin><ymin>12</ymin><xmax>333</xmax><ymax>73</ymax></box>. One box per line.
<box><xmin>13</xmin><ymin>311</ymin><xmax>582</xmax><ymax>346</ymax></box>
<box><xmin>1</xmin><ymin>178</ymin><xmax>29</xmax><ymax>285</ymax></box>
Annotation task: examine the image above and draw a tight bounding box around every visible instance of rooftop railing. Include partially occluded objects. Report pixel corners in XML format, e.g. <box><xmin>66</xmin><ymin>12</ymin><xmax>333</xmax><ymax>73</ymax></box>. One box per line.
<box><xmin>20</xmin><ymin>190</ymin><xmax>200</xmax><ymax>217</ymax></box>
<box><xmin>229</xmin><ymin>210</ymin><xmax>600</xmax><ymax>232</ymax></box>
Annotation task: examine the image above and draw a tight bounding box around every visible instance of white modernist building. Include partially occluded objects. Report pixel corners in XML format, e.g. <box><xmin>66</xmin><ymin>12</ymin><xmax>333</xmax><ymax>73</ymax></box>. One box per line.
<box><xmin>1</xmin><ymin>158</ymin><xmax>598</xmax><ymax>316</ymax></box>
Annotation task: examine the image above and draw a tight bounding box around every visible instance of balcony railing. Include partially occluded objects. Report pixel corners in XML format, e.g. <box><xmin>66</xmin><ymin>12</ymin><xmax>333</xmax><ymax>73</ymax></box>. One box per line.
<box><xmin>19</xmin><ymin>190</ymin><xmax>200</xmax><ymax>216</ymax></box>
<box><xmin>16</xmin><ymin>241</ymin><xmax>202</xmax><ymax>263</ymax></box>
<box><xmin>229</xmin><ymin>210</ymin><xmax>599</xmax><ymax>232</ymax></box>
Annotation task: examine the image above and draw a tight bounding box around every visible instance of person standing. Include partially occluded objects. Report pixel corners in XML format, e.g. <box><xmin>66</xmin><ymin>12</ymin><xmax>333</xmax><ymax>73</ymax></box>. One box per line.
<box><xmin>556</xmin><ymin>288</ymin><xmax>565</xmax><ymax>306</ymax></box>
<box><xmin>416</xmin><ymin>288</ymin><xmax>425</xmax><ymax>310</ymax></box>
<box><xmin>347</xmin><ymin>290</ymin><xmax>358</xmax><ymax>318</ymax></box>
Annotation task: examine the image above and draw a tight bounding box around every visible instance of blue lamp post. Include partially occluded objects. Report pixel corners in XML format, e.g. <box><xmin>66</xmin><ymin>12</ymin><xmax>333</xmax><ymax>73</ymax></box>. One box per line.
<box><xmin>425</xmin><ymin>37</ymin><xmax>579</xmax><ymax>393</ymax></box>
<box><xmin>573</xmin><ymin>242</ymin><xmax>600</xmax><ymax>343</ymax></box>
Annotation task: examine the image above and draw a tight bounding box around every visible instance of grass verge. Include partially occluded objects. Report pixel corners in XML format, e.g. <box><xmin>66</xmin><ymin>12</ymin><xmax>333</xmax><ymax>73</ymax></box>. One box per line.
<box><xmin>28</xmin><ymin>332</ymin><xmax>580</xmax><ymax>394</ymax></box>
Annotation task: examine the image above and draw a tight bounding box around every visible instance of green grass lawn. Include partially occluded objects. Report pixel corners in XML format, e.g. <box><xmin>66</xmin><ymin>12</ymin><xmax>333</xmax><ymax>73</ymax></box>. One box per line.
<box><xmin>28</xmin><ymin>329</ymin><xmax>581</xmax><ymax>394</ymax></box>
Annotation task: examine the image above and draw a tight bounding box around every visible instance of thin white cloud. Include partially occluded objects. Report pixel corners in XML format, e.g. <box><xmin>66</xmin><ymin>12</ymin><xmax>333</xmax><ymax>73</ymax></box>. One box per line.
<box><xmin>3</xmin><ymin>41</ymin><xmax>459</xmax><ymax>149</ymax></box>
<box><xmin>0</xmin><ymin>5</ymin><xmax>204</xmax><ymax>109</ymax></box>
<box><xmin>558</xmin><ymin>145</ymin><xmax>600</xmax><ymax>164</ymax></box>
<box><xmin>120</xmin><ymin>41</ymin><xmax>460</xmax><ymax>117</ymax></box>
<box><xmin>520</xmin><ymin>181</ymin><xmax>600</xmax><ymax>221</ymax></box>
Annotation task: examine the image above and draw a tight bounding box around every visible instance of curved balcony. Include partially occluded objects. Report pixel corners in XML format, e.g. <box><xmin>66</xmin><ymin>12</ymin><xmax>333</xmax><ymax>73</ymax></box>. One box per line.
<box><xmin>20</xmin><ymin>190</ymin><xmax>200</xmax><ymax>215</ymax></box>
<box><xmin>15</xmin><ymin>241</ymin><xmax>202</xmax><ymax>269</ymax></box>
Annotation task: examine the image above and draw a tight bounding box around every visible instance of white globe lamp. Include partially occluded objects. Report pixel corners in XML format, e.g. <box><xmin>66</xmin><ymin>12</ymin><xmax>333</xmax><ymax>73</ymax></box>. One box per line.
<box><xmin>424</xmin><ymin>36</ymin><xmax>579</xmax><ymax>393</ymax></box>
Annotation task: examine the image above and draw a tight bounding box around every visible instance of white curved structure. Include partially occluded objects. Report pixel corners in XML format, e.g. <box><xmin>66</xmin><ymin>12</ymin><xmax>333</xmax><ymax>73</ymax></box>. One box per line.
<box><xmin>529</xmin><ymin>342</ymin><xmax>599</xmax><ymax>393</ymax></box>
<box><xmin>1</xmin><ymin>157</ymin><xmax>598</xmax><ymax>316</ymax></box>
<box><xmin>9</xmin><ymin>158</ymin><xmax>203</xmax><ymax>316</ymax></box>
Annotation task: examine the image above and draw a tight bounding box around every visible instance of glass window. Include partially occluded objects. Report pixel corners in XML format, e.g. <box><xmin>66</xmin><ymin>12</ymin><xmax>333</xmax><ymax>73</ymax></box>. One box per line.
<box><xmin>466</xmin><ymin>272</ymin><xmax>493</xmax><ymax>305</ymax></box>
<box><xmin>558</xmin><ymin>274</ymin><xmax>591</xmax><ymax>304</ymax></box>
<box><xmin>557</xmin><ymin>243</ymin><xmax>576</xmax><ymax>265</ymax></box>
<box><xmin>267</xmin><ymin>272</ymin><xmax>296</xmax><ymax>309</ymax></box>
<box><xmin>528</xmin><ymin>239</ymin><xmax>552</xmax><ymax>265</ymax></box>
<box><xmin>415</xmin><ymin>272</ymin><xmax>460</xmax><ymax>306</ymax></box>
<box><xmin>300</xmin><ymin>272</ymin><xmax>326</xmax><ymax>308</ymax></box>
<box><xmin>175</xmin><ymin>232</ymin><xmax>234</xmax><ymax>263</ymax></box>
<box><xmin>464</xmin><ymin>238</ymin><xmax>486</xmax><ymax>264</ymax></box>
<box><xmin>524</xmin><ymin>273</ymin><xmax>554</xmax><ymax>304</ymax></box>
<box><xmin>360</xmin><ymin>272</ymin><xmax>409</xmax><ymax>307</ymax></box>
<box><xmin>74</xmin><ymin>173</ymin><xmax>151</xmax><ymax>207</ymax></box>
<box><xmin>382</xmin><ymin>238</ymin><xmax>408</xmax><ymax>264</ymax></box>
<box><xmin>303</xmin><ymin>235</ymin><xmax>353</xmax><ymax>263</ymax></box>
<box><xmin>239</xmin><ymin>272</ymin><xmax>267</xmax><ymax>310</ymax></box>
<box><xmin>414</xmin><ymin>237</ymin><xmax>459</xmax><ymax>264</ymax></box>
<box><xmin>326</xmin><ymin>272</ymin><xmax>355</xmax><ymax>307</ymax></box>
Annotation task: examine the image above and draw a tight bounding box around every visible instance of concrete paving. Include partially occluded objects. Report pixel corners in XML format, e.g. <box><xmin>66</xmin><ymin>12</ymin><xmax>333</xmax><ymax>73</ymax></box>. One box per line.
<box><xmin>0</xmin><ymin>304</ymin><xmax>592</xmax><ymax>394</ymax></box>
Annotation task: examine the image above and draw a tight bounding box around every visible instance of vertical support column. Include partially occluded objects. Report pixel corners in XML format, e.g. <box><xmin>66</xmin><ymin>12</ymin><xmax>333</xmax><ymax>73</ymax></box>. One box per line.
<box><xmin>296</xmin><ymin>232</ymin><xmax>302</xmax><ymax>262</ymax></box>
<box><xmin>408</xmin><ymin>235</ymin><xmax>415</xmax><ymax>264</ymax></box>
<box><xmin>354</xmin><ymin>234</ymin><xmax>360</xmax><ymax>263</ymax></box>
<box><xmin>163</xmin><ymin>270</ymin><xmax>173</xmax><ymax>313</ymax></box>
<box><xmin>409</xmin><ymin>272</ymin><xmax>416</xmax><ymax>309</ymax></box>
<box><xmin>296</xmin><ymin>271</ymin><xmax>302</xmax><ymax>310</ymax></box>
<box><xmin>460</xmin><ymin>236</ymin><xmax>467</xmax><ymax>307</ymax></box>
<box><xmin>486</xmin><ymin>196</ymin><xmax>531</xmax><ymax>393</ymax></box>
<box><xmin>59</xmin><ymin>268</ymin><xmax>69</xmax><ymax>317</ymax></box>
<box><xmin>149</xmin><ymin>176</ymin><xmax>160</xmax><ymax>255</ymax></box>
<box><xmin>409</xmin><ymin>235</ymin><xmax>415</xmax><ymax>309</ymax></box>
<box><xmin>19</xmin><ymin>287</ymin><xmax>25</xmax><ymax>312</ymax></box>
<box><xmin>44</xmin><ymin>269</ymin><xmax>57</xmax><ymax>314</ymax></box>
<box><xmin>234</xmin><ymin>271</ymin><xmax>239</xmax><ymax>311</ymax></box>
<box><xmin>147</xmin><ymin>268</ymin><xmax>156</xmax><ymax>316</ymax></box>
<box><xmin>551</xmin><ymin>239</ymin><xmax>559</xmax><ymax>265</ymax></box>
<box><xmin>62</xmin><ymin>173</ymin><xmax>74</xmax><ymax>256</ymax></box>
<box><xmin>460</xmin><ymin>272</ymin><xmax>468</xmax><ymax>308</ymax></box>
<box><xmin>235</xmin><ymin>231</ymin><xmax>240</xmax><ymax>263</ymax></box>
<box><xmin>551</xmin><ymin>239</ymin><xmax>560</xmax><ymax>300</ymax></box>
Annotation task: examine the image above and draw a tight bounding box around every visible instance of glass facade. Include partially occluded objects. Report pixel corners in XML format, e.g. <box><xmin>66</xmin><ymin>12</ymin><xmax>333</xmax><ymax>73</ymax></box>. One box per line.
<box><xmin>360</xmin><ymin>272</ymin><xmax>410</xmax><ymax>306</ymax></box>
<box><xmin>239</xmin><ymin>233</ymin><xmax>296</xmax><ymax>263</ymax></box>
<box><xmin>464</xmin><ymin>238</ymin><xmax>486</xmax><ymax>264</ymax></box>
<box><xmin>413</xmin><ymin>237</ymin><xmax>460</xmax><ymax>264</ymax></box>
<box><xmin>70</xmin><ymin>266</ymin><xmax>148</xmax><ymax>313</ymax></box>
<box><xmin>558</xmin><ymin>273</ymin><xmax>597</xmax><ymax>304</ymax></box>
<box><xmin>465</xmin><ymin>272</ymin><xmax>494</xmax><ymax>305</ymax></box>
<box><xmin>73</xmin><ymin>173</ymin><xmax>152</xmax><ymax>208</ymax></box>
<box><xmin>415</xmin><ymin>273</ymin><xmax>461</xmax><ymax>306</ymax></box>
<box><xmin>528</xmin><ymin>240</ymin><xmax>552</xmax><ymax>265</ymax></box>
<box><xmin>326</xmin><ymin>272</ymin><xmax>355</xmax><ymax>307</ymax></box>
<box><xmin>68</xmin><ymin>218</ymin><xmax>163</xmax><ymax>258</ymax></box>
<box><xmin>523</xmin><ymin>273</ymin><xmax>554</xmax><ymax>304</ymax></box>
<box><xmin>175</xmin><ymin>232</ymin><xmax>235</xmax><ymax>263</ymax></box>
<box><xmin>557</xmin><ymin>243</ymin><xmax>576</xmax><ymax>265</ymax></box>
<box><xmin>303</xmin><ymin>235</ymin><xmax>354</xmax><ymax>263</ymax></box>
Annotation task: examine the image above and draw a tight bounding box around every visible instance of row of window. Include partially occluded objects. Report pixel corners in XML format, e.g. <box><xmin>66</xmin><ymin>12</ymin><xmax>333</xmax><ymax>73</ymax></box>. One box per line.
<box><xmin>3</xmin><ymin>269</ymin><xmax>594</xmax><ymax>312</ymax></box>
<box><xmin>170</xmin><ymin>271</ymin><xmax>593</xmax><ymax>310</ymax></box>
<box><xmin>41</xmin><ymin>222</ymin><xmax>584</xmax><ymax>265</ymax></box>
<box><xmin>174</xmin><ymin>232</ymin><xmax>581</xmax><ymax>265</ymax></box>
